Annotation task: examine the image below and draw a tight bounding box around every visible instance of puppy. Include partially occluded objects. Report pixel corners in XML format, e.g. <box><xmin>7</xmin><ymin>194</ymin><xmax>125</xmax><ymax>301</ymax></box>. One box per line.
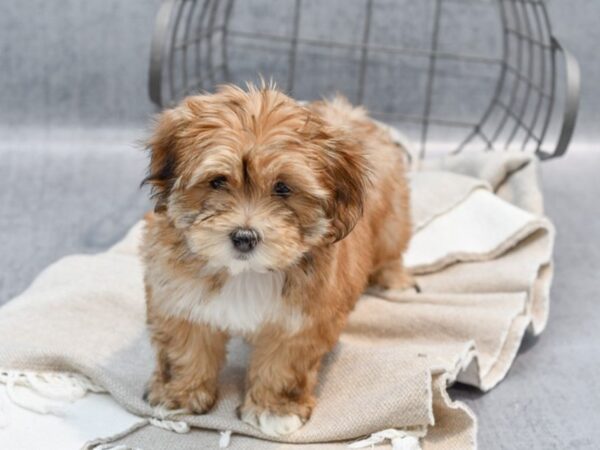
<box><xmin>141</xmin><ymin>84</ymin><xmax>411</xmax><ymax>437</ymax></box>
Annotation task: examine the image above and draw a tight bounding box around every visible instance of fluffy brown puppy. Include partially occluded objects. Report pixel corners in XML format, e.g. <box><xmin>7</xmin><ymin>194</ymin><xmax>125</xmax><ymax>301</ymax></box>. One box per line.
<box><xmin>141</xmin><ymin>84</ymin><xmax>411</xmax><ymax>437</ymax></box>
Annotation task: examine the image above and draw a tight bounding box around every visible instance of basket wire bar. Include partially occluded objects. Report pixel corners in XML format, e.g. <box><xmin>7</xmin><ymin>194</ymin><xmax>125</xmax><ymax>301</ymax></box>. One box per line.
<box><xmin>420</xmin><ymin>0</ymin><xmax>443</xmax><ymax>159</ymax></box>
<box><xmin>222</xmin><ymin>29</ymin><xmax>505</xmax><ymax>64</ymax></box>
<box><xmin>356</xmin><ymin>0</ymin><xmax>373</xmax><ymax>104</ymax></box>
<box><xmin>148</xmin><ymin>0</ymin><xmax>580</xmax><ymax>160</ymax></box>
<box><xmin>287</xmin><ymin>0</ymin><xmax>302</xmax><ymax>93</ymax></box>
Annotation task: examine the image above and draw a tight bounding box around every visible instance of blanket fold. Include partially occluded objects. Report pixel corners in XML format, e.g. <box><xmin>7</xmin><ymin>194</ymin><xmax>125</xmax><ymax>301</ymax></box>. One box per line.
<box><xmin>0</xmin><ymin>151</ymin><xmax>555</xmax><ymax>450</ymax></box>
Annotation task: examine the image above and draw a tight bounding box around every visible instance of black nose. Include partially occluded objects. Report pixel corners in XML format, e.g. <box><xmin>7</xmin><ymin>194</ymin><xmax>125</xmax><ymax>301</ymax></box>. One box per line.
<box><xmin>230</xmin><ymin>228</ymin><xmax>259</xmax><ymax>253</ymax></box>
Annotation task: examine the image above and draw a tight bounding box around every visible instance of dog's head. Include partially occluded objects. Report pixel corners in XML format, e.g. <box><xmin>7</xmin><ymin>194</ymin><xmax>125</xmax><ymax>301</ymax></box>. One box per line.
<box><xmin>143</xmin><ymin>85</ymin><xmax>369</xmax><ymax>274</ymax></box>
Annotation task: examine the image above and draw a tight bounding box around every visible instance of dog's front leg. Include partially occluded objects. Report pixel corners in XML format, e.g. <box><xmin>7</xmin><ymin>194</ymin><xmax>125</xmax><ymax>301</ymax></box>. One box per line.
<box><xmin>145</xmin><ymin>314</ymin><xmax>229</xmax><ymax>414</ymax></box>
<box><xmin>239</xmin><ymin>329</ymin><xmax>329</xmax><ymax>436</ymax></box>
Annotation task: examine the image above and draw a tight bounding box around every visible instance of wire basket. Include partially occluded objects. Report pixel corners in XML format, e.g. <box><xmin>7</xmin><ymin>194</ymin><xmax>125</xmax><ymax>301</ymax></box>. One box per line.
<box><xmin>148</xmin><ymin>0</ymin><xmax>580</xmax><ymax>160</ymax></box>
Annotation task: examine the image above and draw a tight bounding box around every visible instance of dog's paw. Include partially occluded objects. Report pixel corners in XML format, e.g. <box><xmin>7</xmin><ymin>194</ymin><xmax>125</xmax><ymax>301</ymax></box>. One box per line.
<box><xmin>240</xmin><ymin>407</ymin><xmax>304</xmax><ymax>437</ymax></box>
<box><xmin>145</xmin><ymin>380</ymin><xmax>216</xmax><ymax>414</ymax></box>
<box><xmin>370</xmin><ymin>263</ymin><xmax>419</xmax><ymax>292</ymax></box>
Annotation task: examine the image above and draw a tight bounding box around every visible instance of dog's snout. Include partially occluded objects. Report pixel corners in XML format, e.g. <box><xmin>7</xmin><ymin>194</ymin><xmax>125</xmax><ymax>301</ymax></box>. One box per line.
<box><xmin>230</xmin><ymin>228</ymin><xmax>259</xmax><ymax>253</ymax></box>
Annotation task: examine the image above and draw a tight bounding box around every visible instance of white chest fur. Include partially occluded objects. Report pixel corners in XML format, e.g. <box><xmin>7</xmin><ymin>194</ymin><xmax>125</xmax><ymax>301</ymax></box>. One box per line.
<box><xmin>150</xmin><ymin>269</ymin><xmax>305</xmax><ymax>336</ymax></box>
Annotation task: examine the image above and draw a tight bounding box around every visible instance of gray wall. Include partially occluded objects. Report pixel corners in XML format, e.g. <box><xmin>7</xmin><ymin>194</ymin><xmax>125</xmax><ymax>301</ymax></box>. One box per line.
<box><xmin>0</xmin><ymin>0</ymin><xmax>161</xmax><ymax>129</ymax></box>
<box><xmin>0</xmin><ymin>0</ymin><xmax>597</xmax><ymax>144</ymax></box>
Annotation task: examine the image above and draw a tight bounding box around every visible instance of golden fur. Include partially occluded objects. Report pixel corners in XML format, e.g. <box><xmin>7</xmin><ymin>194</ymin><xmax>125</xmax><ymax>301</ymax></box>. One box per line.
<box><xmin>141</xmin><ymin>84</ymin><xmax>411</xmax><ymax>436</ymax></box>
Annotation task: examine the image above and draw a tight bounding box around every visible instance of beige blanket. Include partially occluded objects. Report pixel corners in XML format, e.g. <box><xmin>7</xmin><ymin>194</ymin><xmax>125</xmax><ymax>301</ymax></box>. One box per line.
<box><xmin>0</xmin><ymin>152</ymin><xmax>554</xmax><ymax>450</ymax></box>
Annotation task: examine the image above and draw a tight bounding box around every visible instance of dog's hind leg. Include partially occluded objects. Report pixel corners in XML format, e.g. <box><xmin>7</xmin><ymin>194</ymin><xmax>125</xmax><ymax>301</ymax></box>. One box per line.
<box><xmin>369</xmin><ymin>258</ymin><xmax>419</xmax><ymax>292</ymax></box>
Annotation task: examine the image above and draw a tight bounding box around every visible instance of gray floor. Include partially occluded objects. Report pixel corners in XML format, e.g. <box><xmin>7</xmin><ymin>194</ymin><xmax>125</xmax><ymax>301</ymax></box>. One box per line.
<box><xmin>0</xmin><ymin>129</ymin><xmax>151</xmax><ymax>304</ymax></box>
<box><xmin>0</xmin><ymin>134</ymin><xmax>598</xmax><ymax>449</ymax></box>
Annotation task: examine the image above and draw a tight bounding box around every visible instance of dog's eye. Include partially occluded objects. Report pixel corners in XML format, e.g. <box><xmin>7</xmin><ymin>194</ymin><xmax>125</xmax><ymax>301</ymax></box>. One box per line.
<box><xmin>273</xmin><ymin>181</ymin><xmax>292</xmax><ymax>197</ymax></box>
<box><xmin>209</xmin><ymin>176</ymin><xmax>227</xmax><ymax>189</ymax></box>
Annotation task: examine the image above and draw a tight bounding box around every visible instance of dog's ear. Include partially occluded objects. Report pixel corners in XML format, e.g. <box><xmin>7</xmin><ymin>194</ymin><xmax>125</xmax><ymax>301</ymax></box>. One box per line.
<box><xmin>323</xmin><ymin>132</ymin><xmax>371</xmax><ymax>243</ymax></box>
<box><xmin>142</xmin><ymin>108</ymin><xmax>186</xmax><ymax>213</ymax></box>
